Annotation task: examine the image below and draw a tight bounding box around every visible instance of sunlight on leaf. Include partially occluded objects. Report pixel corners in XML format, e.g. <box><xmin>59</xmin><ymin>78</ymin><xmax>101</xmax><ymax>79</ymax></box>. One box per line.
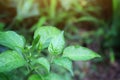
<box><xmin>0</xmin><ymin>50</ymin><xmax>25</xmax><ymax>72</ymax></box>
<box><xmin>28</xmin><ymin>74</ymin><xmax>42</xmax><ymax>80</ymax></box>
<box><xmin>48</xmin><ymin>31</ymin><xmax>65</xmax><ymax>55</ymax></box>
<box><xmin>33</xmin><ymin>57</ymin><xmax>50</xmax><ymax>73</ymax></box>
<box><xmin>45</xmin><ymin>73</ymin><xmax>62</xmax><ymax>80</ymax></box>
<box><xmin>60</xmin><ymin>0</ymin><xmax>76</xmax><ymax>10</ymax></box>
<box><xmin>34</xmin><ymin>26</ymin><xmax>61</xmax><ymax>50</ymax></box>
<box><xmin>54</xmin><ymin>57</ymin><xmax>73</xmax><ymax>75</ymax></box>
<box><xmin>63</xmin><ymin>46</ymin><xmax>101</xmax><ymax>61</ymax></box>
<box><xmin>0</xmin><ymin>31</ymin><xmax>25</xmax><ymax>50</ymax></box>
<box><xmin>16</xmin><ymin>0</ymin><xmax>39</xmax><ymax>20</ymax></box>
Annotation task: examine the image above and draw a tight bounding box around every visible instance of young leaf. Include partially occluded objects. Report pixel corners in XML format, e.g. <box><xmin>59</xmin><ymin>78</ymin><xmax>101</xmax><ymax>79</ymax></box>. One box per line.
<box><xmin>63</xmin><ymin>46</ymin><xmax>101</xmax><ymax>61</ymax></box>
<box><xmin>53</xmin><ymin>57</ymin><xmax>73</xmax><ymax>75</ymax></box>
<box><xmin>48</xmin><ymin>31</ymin><xmax>65</xmax><ymax>55</ymax></box>
<box><xmin>33</xmin><ymin>57</ymin><xmax>50</xmax><ymax>73</ymax></box>
<box><xmin>28</xmin><ymin>74</ymin><xmax>42</xmax><ymax>80</ymax></box>
<box><xmin>34</xmin><ymin>26</ymin><xmax>61</xmax><ymax>49</ymax></box>
<box><xmin>0</xmin><ymin>50</ymin><xmax>25</xmax><ymax>72</ymax></box>
<box><xmin>0</xmin><ymin>31</ymin><xmax>25</xmax><ymax>50</ymax></box>
<box><xmin>32</xmin><ymin>35</ymin><xmax>40</xmax><ymax>50</ymax></box>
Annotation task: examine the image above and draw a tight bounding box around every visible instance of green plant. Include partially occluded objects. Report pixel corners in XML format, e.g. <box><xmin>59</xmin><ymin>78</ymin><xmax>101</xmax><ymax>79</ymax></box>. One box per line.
<box><xmin>78</xmin><ymin>0</ymin><xmax>120</xmax><ymax>64</ymax></box>
<box><xmin>0</xmin><ymin>26</ymin><xmax>100</xmax><ymax>80</ymax></box>
<box><xmin>34</xmin><ymin>0</ymin><xmax>99</xmax><ymax>27</ymax></box>
<box><xmin>93</xmin><ymin>0</ymin><xmax>120</xmax><ymax>63</ymax></box>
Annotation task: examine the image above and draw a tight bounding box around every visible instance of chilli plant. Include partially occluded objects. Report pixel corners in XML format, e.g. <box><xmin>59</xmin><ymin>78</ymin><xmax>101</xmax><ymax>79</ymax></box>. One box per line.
<box><xmin>0</xmin><ymin>26</ymin><xmax>100</xmax><ymax>80</ymax></box>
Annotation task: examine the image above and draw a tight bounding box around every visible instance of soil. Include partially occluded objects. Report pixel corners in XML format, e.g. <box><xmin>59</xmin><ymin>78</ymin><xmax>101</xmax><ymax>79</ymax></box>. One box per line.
<box><xmin>83</xmin><ymin>60</ymin><xmax>120</xmax><ymax>80</ymax></box>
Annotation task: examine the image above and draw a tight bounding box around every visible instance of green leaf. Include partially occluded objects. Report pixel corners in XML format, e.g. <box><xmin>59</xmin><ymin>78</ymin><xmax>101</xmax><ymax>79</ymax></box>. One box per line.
<box><xmin>45</xmin><ymin>73</ymin><xmax>62</xmax><ymax>80</ymax></box>
<box><xmin>0</xmin><ymin>31</ymin><xmax>25</xmax><ymax>50</ymax></box>
<box><xmin>48</xmin><ymin>31</ymin><xmax>65</xmax><ymax>55</ymax></box>
<box><xmin>63</xmin><ymin>46</ymin><xmax>101</xmax><ymax>61</ymax></box>
<box><xmin>54</xmin><ymin>57</ymin><xmax>73</xmax><ymax>75</ymax></box>
<box><xmin>30</xmin><ymin>17</ymin><xmax>46</xmax><ymax>31</ymax></box>
<box><xmin>33</xmin><ymin>57</ymin><xmax>50</xmax><ymax>73</ymax></box>
<box><xmin>76</xmin><ymin>16</ymin><xmax>99</xmax><ymax>24</ymax></box>
<box><xmin>32</xmin><ymin>35</ymin><xmax>40</xmax><ymax>50</ymax></box>
<box><xmin>28</xmin><ymin>74</ymin><xmax>41</xmax><ymax>80</ymax></box>
<box><xmin>34</xmin><ymin>26</ymin><xmax>61</xmax><ymax>49</ymax></box>
<box><xmin>0</xmin><ymin>73</ymin><xmax>8</xmax><ymax>80</ymax></box>
<box><xmin>0</xmin><ymin>50</ymin><xmax>25</xmax><ymax>72</ymax></box>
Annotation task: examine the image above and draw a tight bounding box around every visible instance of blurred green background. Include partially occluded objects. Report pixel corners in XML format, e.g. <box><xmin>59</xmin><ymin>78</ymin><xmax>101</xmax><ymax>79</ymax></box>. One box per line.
<box><xmin>0</xmin><ymin>0</ymin><xmax>120</xmax><ymax>80</ymax></box>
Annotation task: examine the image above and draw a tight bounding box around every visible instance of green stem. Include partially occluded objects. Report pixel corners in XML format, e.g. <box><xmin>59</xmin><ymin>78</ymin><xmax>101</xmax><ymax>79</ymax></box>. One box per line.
<box><xmin>50</xmin><ymin>55</ymin><xmax>55</xmax><ymax>64</ymax></box>
<box><xmin>109</xmin><ymin>48</ymin><xmax>115</xmax><ymax>64</ymax></box>
<box><xmin>35</xmin><ymin>69</ymin><xmax>44</xmax><ymax>80</ymax></box>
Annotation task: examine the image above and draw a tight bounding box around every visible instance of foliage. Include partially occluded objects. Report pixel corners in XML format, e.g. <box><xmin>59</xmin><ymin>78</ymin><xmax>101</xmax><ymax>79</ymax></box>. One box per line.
<box><xmin>16</xmin><ymin>0</ymin><xmax>40</xmax><ymax>21</ymax></box>
<box><xmin>79</xmin><ymin>0</ymin><xmax>120</xmax><ymax>63</ymax></box>
<box><xmin>63</xmin><ymin>46</ymin><xmax>100</xmax><ymax>61</ymax></box>
<box><xmin>1</xmin><ymin>0</ymin><xmax>99</xmax><ymax>31</ymax></box>
<box><xmin>31</xmin><ymin>0</ymin><xmax>99</xmax><ymax>30</ymax></box>
<box><xmin>104</xmin><ymin>0</ymin><xmax>120</xmax><ymax>63</ymax></box>
<box><xmin>0</xmin><ymin>31</ymin><xmax>25</xmax><ymax>50</ymax></box>
<box><xmin>0</xmin><ymin>50</ymin><xmax>25</xmax><ymax>72</ymax></box>
<box><xmin>0</xmin><ymin>22</ymin><xmax>5</xmax><ymax>31</ymax></box>
<box><xmin>0</xmin><ymin>26</ymin><xmax>100</xmax><ymax>80</ymax></box>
